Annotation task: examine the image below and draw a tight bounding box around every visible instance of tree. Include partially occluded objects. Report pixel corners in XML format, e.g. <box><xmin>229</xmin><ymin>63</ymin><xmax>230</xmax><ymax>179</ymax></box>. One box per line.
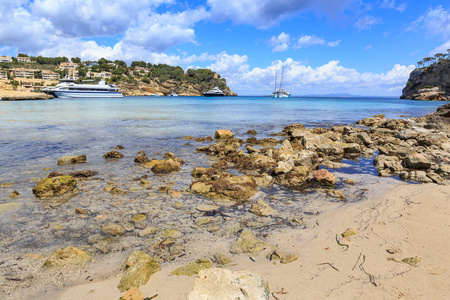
<box><xmin>71</xmin><ymin>57</ymin><xmax>81</xmax><ymax>63</ymax></box>
<box><xmin>17</xmin><ymin>53</ymin><xmax>28</xmax><ymax>57</ymax></box>
<box><xmin>114</xmin><ymin>60</ymin><xmax>127</xmax><ymax>68</ymax></box>
<box><xmin>417</xmin><ymin>61</ymin><xmax>423</xmax><ymax>68</ymax></box>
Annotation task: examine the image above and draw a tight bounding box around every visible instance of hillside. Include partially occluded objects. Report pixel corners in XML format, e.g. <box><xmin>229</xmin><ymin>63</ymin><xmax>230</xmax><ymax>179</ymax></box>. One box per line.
<box><xmin>400</xmin><ymin>60</ymin><xmax>450</xmax><ymax>101</ymax></box>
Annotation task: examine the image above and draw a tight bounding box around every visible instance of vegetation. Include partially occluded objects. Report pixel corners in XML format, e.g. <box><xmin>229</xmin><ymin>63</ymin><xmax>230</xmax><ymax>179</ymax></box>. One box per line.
<box><xmin>416</xmin><ymin>49</ymin><xmax>450</xmax><ymax>68</ymax></box>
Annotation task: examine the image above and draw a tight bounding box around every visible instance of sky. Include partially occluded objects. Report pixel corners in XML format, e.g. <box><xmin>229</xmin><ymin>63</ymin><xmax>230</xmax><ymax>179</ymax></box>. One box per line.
<box><xmin>0</xmin><ymin>0</ymin><xmax>449</xmax><ymax>96</ymax></box>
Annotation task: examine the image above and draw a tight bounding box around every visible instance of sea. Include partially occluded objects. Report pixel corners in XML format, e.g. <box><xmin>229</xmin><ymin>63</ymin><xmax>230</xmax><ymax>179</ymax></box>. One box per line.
<box><xmin>0</xmin><ymin>96</ymin><xmax>447</xmax><ymax>297</ymax></box>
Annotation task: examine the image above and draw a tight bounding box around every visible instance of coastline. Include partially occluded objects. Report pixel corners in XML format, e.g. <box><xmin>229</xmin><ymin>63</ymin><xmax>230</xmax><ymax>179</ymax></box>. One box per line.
<box><xmin>55</xmin><ymin>182</ymin><xmax>450</xmax><ymax>300</ymax></box>
<box><xmin>0</xmin><ymin>90</ymin><xmax>53</xmax><ymax>101</ymax></box>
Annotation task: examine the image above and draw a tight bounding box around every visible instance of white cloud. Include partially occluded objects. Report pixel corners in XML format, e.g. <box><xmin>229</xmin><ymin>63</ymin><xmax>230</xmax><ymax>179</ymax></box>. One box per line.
<box><xmin>207</xmin><ymin>0</ymin><xmax>355</xmax><ymax>29</ymax></box>
<box><xmin>428</xmin><ymin>41</ymin><xmax>450</xmax><ymax>57</ymax></box>
<box><xmin>221</xmin><ymin>59</ymin><xmax>414</xmax><ymax>96</ymax></box>
<box><xmin>380</xmin><ymin>0</ymin><xmax>406</xmax><ymax>13</ymax></box>
<box><xmin>269</xmin><ymin>32</ymin><xmax>291</xmax><ymax>52</ymax></box>
<box><xmin>365</xmin><ymin>45</ymin><xmax>373</xmax><ymax>51</ymax></box>
<box><xmin>327</xmin><ymin>40</ymin><xmax>341</xmax><ymax>47</ymax></box>
<box><xmin>273</xmin><ymin>43</ymin><xmax>290</xmax><ymax>52</ymax></box>
<box><xmin>295</xmin><ymin>34</ymin><xmax>325</xmax><ymax>48</ymax></box>
<box><xmin>355</xmin><ymin>15</ymin><xmax>381</xmax><ymax>31</ymax></box>
<box><xmin>407</xmin><ymin>6</ymin><xmax>450</xmax><ymax>40</ymax></box>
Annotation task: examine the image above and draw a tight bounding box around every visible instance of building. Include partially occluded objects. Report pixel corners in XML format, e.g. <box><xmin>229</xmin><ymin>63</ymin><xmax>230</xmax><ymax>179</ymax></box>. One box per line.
<box><xmin>11</xmin><ymin>68</ymin><xmax>37</xmax><ymax>78</ymax></box>
<box><xmin>41</xmin><ymin>70</ymin><xmax>60</xmax><ymax>81</ymax></box>
<box><xmin>60</xmin><ymin>62</ymin><xmax>78</xmax><ymax>69</ymax></box>
<box><xmin>134</xmin><ymin>66</ymin><xmax>150</xmax><ymax>73</ymax></box>
<box><xmin>17</xmin><ymin>56</ymin><xmax>31</xmax><ymax>63</ymax></box>
<box><xmin>0</xmin><ymin>70</ymin><xmax>7</xmax><ymax>79</ymax></box>
<box><xmin>89</xmin><ymin>71</ymin><xmax>112</xmax><ymax>79</ymax></box>
<box><xmin>0</xmin><ymin>56</ymin><xmax>13</xmax><ymax>63</ymax></box>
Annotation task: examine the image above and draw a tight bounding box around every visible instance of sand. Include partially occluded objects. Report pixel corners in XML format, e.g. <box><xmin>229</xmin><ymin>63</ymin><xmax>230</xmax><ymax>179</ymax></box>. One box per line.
<box><xmin>56</xmin><ymin>182</ymin><xmax>450</xmax><ymax>299</ymax></box>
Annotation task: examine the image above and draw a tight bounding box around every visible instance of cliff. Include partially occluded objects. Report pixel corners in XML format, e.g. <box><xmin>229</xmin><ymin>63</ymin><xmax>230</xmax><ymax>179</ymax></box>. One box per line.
<box><xmin>119</xmin><ymin>78</ymin><xmax>237</xmax><ymax>97</ymax></box>
<box><xmin>400</xmin><ymin>60</ymin><xmax>450</xmax><ymax>101</ymax></box>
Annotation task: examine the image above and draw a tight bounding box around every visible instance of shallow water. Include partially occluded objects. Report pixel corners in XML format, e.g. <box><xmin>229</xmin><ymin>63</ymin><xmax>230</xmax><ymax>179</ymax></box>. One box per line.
<box><xmin>0</xmin><ymin>96</ymin><xmax>445</xmax><ymax>297</ymax></box>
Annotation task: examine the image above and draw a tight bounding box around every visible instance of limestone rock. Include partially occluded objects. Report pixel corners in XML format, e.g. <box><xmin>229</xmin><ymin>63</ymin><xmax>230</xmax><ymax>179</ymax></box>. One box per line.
<box><xmin>69</xmin><ymin>170</ymin><xmax>98</xmax><ymax>178</ymax></box>
<box><xmin>57</xmin><ymin>155</ymin><xmax>86</xmax><ymax>165</ymax></box>
<box><xmin>196</xmin><ymin>204</ymin><xmax>220</xmax><ymax>212</ymax></box>
<box><xmin>214</xmin><ymin>129</ymin><xmax>234</xmax><ymax>139</ymax></box>
<box><xmin>230</xmin><ymin>229</ymin><xmax>271</xmax><ymax>254</ymax></box>
<box><xmin>250</xmin><ymin>199</ymin><xmax>277</xmax><ymax>216</ymax></box>
<box><xmin>102</xmin><ymin>223</ymin><xmax>125</xmax><ymax>236</ymax></box>
<box><xmin>213</xmin><ymin>253</ymin><xmax>232</xmax><ymax>265</ymax></box>
<box><xmin>32</xmin><ymin>175</ymin><xmax>77</xmax><ymax>198</ymax></box>
<box><xmin>313</xmin><ymin>169</ymin><xmax>335</xmax><ymax>185</ymax></box>
<box><xmin>404</xmin><ymin>153</ymin><xmax>431</xmax><ymax>170</ymax></box>
<box><xmin>171</xmin><ymin>259</ymin><xmax>213</xmax><ymax>276</ymax></box>
<box><xmin>341</xmin><ymin>228</ymin><xmax>358</xmax><ymax>237</ymax></box>
<box><xmin>43</xmin><ymin>246</ymin><xmax>91</xmax><ymax>267</ymax></box>
<box><xmin>188</xmin><ymin>268</ymin><xmax>270</xmax><ymax>300</ymax></box>
<box><xmin>191</xmin><ymin>175</ymin><xmax>258</xmax><ymax>202</ymax></box>
<box><xmin>110</xmin><ymin>187</ymin><xmax>128</xmax><ymax>195</ymax></box>
<box><xmin>121</xmin><ymin>287</ymin><xmax>145</xmax><ymax>300</ymax></box>
<box><xmin>118</xmin><ymin>251</ymin><xmax>161</xmax><ymax>292</ymax></box>
<box><xmin>103</xmin><ymin>151</ymin><xmax>124</xmax><ymax>159</ymax></box>
<box><xmin>149</xmin><ymin>159</ymin><xmax>183</xmax><ymax>174</ymax></box>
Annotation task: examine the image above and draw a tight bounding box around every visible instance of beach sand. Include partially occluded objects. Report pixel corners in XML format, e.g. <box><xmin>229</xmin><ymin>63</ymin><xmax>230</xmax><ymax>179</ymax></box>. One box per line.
<box><xmin>56</xmin><ymin>182</ymin><xmax>450</xmax><ymax>299</ymax></box>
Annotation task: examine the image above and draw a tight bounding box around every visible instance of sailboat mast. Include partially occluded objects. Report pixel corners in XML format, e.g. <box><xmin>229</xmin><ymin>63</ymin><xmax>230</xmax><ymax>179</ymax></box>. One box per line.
<box><xmin>274</xmin><ymin>68</ymin><xmax>278</xmax><ymax>92</ymax></box>
<box><xmin>280</xmin><ymin>64</ymin><xmax>284</xmax><ymax>91</ymax></box>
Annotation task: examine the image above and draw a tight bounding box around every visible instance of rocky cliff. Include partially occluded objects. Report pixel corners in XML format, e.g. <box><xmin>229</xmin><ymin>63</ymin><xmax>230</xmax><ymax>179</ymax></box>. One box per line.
<box><xmin>400</xmin><ymin>60</ymin><xmax>450</xmax><ymax>101</ymax></box>
<box><xmin>119</xmin><ymin>78</ymin><xmax>237</xmax><ymax>97</ymax></box>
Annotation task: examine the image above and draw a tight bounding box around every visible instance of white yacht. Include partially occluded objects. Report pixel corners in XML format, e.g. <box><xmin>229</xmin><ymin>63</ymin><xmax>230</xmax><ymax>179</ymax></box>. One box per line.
<box><xmin>44</xmin><ymin>77</ymin><xmax>123</xmax><ymax>98</ymax></box>
<box><xmin>271</xmin><ymin>65</ymin><xmax>291</xmax><ymax>98</ymax></box>
<box><xmin>203</xmin><ymin>86</ymin><xmax>224</xmax><ymax>97</ymax></box>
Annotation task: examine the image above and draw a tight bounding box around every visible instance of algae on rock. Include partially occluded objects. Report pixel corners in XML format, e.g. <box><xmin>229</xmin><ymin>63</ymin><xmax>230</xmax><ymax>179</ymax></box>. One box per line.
<box><xmin>43</xmin><ymin>246</ymin><xmax>91</xmax><ymax>267</ymax></box>
<box><xmin>171</xmin><ymin>259</ymin><xmax>213</xmax><ymax>276</ymax></box>
<box><xmin>118</xmin><ymin>251</ymin><xmax>161</xmax><ymax>292</ymax></box>
<box><xmin>230</xmin><ymin>229</ymin><xmax>272</xmax><ymax>254</ymax></box>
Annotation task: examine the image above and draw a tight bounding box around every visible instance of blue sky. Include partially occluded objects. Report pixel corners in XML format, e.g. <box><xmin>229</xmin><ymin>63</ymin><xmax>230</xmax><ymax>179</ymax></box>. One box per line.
<box><xmin>1</xmin><ymin>0</ymin><xmax>449</xmax><ymax>96</ymax></box>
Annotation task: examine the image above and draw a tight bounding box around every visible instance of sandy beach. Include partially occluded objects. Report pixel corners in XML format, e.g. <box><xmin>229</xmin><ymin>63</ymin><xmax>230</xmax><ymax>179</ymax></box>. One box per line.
<box><xmin>54</xmin><ymin>182</ymin><xmax>449</xmax><ymax>299</ymax></box>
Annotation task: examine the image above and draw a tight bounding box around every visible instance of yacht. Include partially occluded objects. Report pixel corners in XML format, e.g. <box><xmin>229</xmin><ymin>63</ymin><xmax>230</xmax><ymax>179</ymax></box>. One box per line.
<box><xmin>203</xmin><ymin>86</ymin><xmax>224</xmax><ymax>97</ymax></box>
<box><xmin>44</xmin><ymin>77</ymin><xmax>123</xmax><ymax>98</ymax></box>
<box><xmin>271</xmin><ymin>65</ymin><xmax>291</xmax><ymax>98</ymax></box>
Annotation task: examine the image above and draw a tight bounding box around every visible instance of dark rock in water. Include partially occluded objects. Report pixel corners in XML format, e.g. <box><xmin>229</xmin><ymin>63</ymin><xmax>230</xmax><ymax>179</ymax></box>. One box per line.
<box><xmin>48</xmin><ymin>172</ymin><xmax>64</xmax><ymax>178</ymax></box>
<box><xmin>32</xmin><ymin>175</ymin><xmax>77</xmax><ymax>198</ymax></box>
<box><xmin>70</xmin><ymin>170</ymin><xmax>98</xmax><ymax>178</ymax></box>
<box><xmin>247</xmin><ymin>129</ymin><xmax>257</xmax><ymax>135</ymax></box>
<box><xmin>103</xmin><ymin>151</ymin><xmax>124</xmax><ymax>159</ymax></box>
<box><xmin>212</xmin><ymin>160</ymin><xmax>228</xmax><ymax>171</ymax></box>
<box><xmin>164</xmin><ymin>152</ymin><xmax>176</xmax><ymax>159</ymax></box>
<box><xmin>110</xmin><ymin>187</ymin><xmax>128</xmax><ymax>195</ymax></box>
<box><xmin>145</xmin><ymin>158</ymin><xmax>184</xmax><ymax>174</ymax></box>
<box><xmin>57</xmin><ymin>155</ymin><xmax>87</xmax><ymax>165</ymax></box>
<box><xmin>10</xmin><ymin>191</ymin><xmax>20</xmax><ymax>198</ymax></box>
<box><xmin>114</xmin><ymin>145</ymin><xmax>125</xmax><ymax>149</ymax></box>
<box><xmin>134</xmin><ymin>153</ymin><xmax>149</xmax><ymax>164</ymax></box>
<box><xmin>190</xmin><ymin>175</ymin><xmax>258</xmax><ymax>202</ymax></box>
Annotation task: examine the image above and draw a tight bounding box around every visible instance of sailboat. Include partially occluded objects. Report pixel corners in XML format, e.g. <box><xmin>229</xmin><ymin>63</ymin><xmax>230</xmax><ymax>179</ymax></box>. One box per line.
<box><xmin>168</xmin><ymin>77</ymin><xmax>178</xmax><ymax>96</ymax></box>
<box><xmin>271</xmin><ymin>64</ymin><xmax>291</xmax><ymax>98</ymax></box>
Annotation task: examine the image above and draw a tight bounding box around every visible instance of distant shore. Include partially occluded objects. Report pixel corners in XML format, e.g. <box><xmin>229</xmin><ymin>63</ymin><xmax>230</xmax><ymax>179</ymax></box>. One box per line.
<box><xmin>0</xmin><ymin>90</ymin><xmax>53</xmax><ymax>101</ymax></box>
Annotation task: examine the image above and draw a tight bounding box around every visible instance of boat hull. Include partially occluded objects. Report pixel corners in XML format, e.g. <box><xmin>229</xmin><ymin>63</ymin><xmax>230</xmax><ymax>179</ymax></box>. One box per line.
<box><xmin>203</xmin><ymin>93</ymin><xmax>224</xmax><ymax>97</ymax></box>
<box><xmin>271</xmin><ymin>94</ymin><xmax>291</xmax><ymax>98</ymax></box>
<box><xmin>54</xmin><ymin>91</ymin><xmax>123</xmax><ymax>98</ymax></box>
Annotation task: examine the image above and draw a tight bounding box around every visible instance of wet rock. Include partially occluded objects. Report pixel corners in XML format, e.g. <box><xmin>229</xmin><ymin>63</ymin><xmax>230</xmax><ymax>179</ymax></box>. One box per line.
<box><xmin>75</xmin><ymin>208</ymin><xmax>86</xmax><ymax>214</ymax></box>
<box><xmin>43</xmin><ymin>246</ymin><xmax>91</xmax><ymax>267</ymax></box>
<box><xmin>281</xmin><ymin>255</ymin><xmax>298</xmax><ymax>264</ymax></box>
<box><xmin>139</xmin><ymin>179</ymin><xmax>151</xmax><ymax>186</ymax></box>
<box><xmin>32</xmin><ymin>175</ymin><xmax>77</xmax><ymax>198</ymax></box>
<box><xmin>214</xmin><ymin>129</ymin><xmax>234</xmax><ymax>139</ymax></box>
<box><xmin>192</xmin><ymin>167</ymin><xmax>219</xmax><ymax>179</ymax></box>
<box><xmin>373</xmin><ymin>155</ymin><xmax>403</xmax><ymax>175</ymax></box>
<box><xmin>57</xmin><ymin>155</ymin><xmax>87</xmax><ymax>165</ymax></box>
<box><xmin>196</xmin><ymin>204</ymin><xmax>220</xmax><ymax>212</ymax></box>
<box><xmin>230</xmin><ymin>229</ymin><xmax>271</xmax><ymax>254</ymax></box>
<box><xmin>293</xmin><ymin>151</ymin><xmax>319</xmax><ymax>169</ymax></box>
<box><xmin>404</xmin><ymin>153</ymin><xmax>431</xmax><ymax>170</ymax></box>
<box><xmin>10</xmin><ymin>191</ymin><xmax>20</xmax><ymax>198</ymax></box>
<box><xmin>195</xmin><ymin>217</ymin><xmax>215</xmax><ymax>226</ymax></box>
<box><xmin>69</xmin><ymin>170</ymin><xmax>98</xmax><ymax>178</ymax></box>
<box><xmin>341</xmin><ymin>142</ymin><xmax>361</xmax><ymax>154</ymax></box>
<box><xmin>138</xmin><ymin>226</ymin><xmax>158</xmax><ymax>237</ymax></box>
<box><xmin>277</xmin><ymin>166</ymin><xmax>310</xmax><ymax>187</ymax></box>
<box><xmin>191</xmin><ymin>175</ymin><xmax>258</xmax><ymax>202</ymax></box>
<box><xmin>147</xmin><ymin>158</ymin><xmax>183</xmax><ymax>174</ymax></box>
<box><xmin>212</xmin><ymin>160</ymin><xmax>228</xmax><ymax>170</ymax></box>
<box><xmin>103</xmin><ymin>151</ymin><xmax>124</xmax><ymax>159</ymax></box>
<box><xmin>213</xmin><ymin>253</ymin><xmax>232</xmax><ymax>265</ymax></box>
<box><xmin>102</xmin><ymin>223</ymin><xmax>125</xmax><ymax>236</ymax></box>
<box><xmin>402</xmin><ymin>256</ymin><xmax>421</xmax><ymax>267</ymax></box>
<box><xmin>273</xmin><ymin>160</ymin><xmax>295</xmax><ymax>175</ymax></box>
<box><xmin>247</xmin><ymin>129</ymin><xmax>257</xmax><ymax>135</ymax></box>
<box><xmin>343</xmin><ymin>178</ymin><xmax>355</xmax><ymax>185</ymax></box>
<box><xmin>118</xmin><ymin>251</ymin><xmax>161</xmax><ymax>292</ymax></box>
<box><xmin>172</xmin><ymin>259</ymin><xmax>213</xmax><ymax>276</ymax></box>
<box><xmin>250</xmin><ymin>199</ymin><xmax>277</xmax><ymax>216</ymax></box>
<box><xmin>341</xmin><ymin>228</ymin><xmax>358</xmax><ymax>237</ymax></box>
<box><xmin>188</xmin><ymin>268</ymin><xmax>270</xmax><ymax>300</ymax></box>
<box><xmin>326</xmin><ymin>190</ymin><xmax>346</xmax><ymax>199</ymax></box>
<box><xmin>134</xmin><ymin>153</ymin><xmax>149</xmax><ymax>163</ymax></box>
<box><xmin>110</xmin><ymin>187</ymin><xmax>128</xmax><ymax>195</ymax></box>
<box><xmin>114</xmin><ymin>145</ymin><xmax>125</xmax><ymax>149</ymax></box>
<box><xmin>121</xmin><ymin>287</ymin><xmax>144</xmax><ymax>300</ymax></box>
<box><xmin>320</xmin><ymin>160</ymin><xmax>350</xmax><ymax>169</ymax></box>
<box><xmin>251</xmin><ymin>174</ymin><xmax>274</xmax><ymax>187</ymax></box>
<box><xmin>0</xmin><ymin>182</ymin><xmax>14</xmax><ymax>188</ymax></box>
<box><xmin>48</xmin><ymin>171</ymin><xmax>64</xmax><ymax>178</ymax></box>
<box><xmin>313</xmin><ymin>169</ymin><xmax>335</xmax><ymax>186</ymax></box>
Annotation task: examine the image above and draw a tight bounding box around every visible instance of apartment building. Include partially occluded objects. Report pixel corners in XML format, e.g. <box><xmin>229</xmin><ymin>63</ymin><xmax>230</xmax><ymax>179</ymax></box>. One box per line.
<box><xmin>0</xmin><ymin>56</ymin><xmax>13</xmax><ymax>63</ymax></box>
<box><xmin>17</xmin><ymin>56</ymin><xmax>31</xmax><ymax>63</ymax></box>
<box><xmin>41</xmin><ymin>70</ymin><xmax>60</xmax><ymax>81</ymax></box>
<box><xmin>60</xmin><ymin>62</ymin><xmax>78</xmax><ymax>69</ymax></box>
<box><xmin>11</xmin><ymin>68</ymin><xmax>36</xmax><ymax>78</ymax></box>
<box><xmin>0</xmin><ymin>70</ymin><xmax>7</xmax><ymax>79</ymax></box>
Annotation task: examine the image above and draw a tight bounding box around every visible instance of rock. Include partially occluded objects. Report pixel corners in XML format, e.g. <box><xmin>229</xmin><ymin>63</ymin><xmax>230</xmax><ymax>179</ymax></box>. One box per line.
<box><xmin>279</xmin><ymin>139</ymin><xmax>293</xmax><ymax>155</ymax></box>
<box><xmin>357</xmin><ymin>132</ymin><xmax>373</xmax><ymax>146</ymax></box>
<box><xmin>121</xmin><ymin>287</ymin><xmax>145</xmax><ymax>300</ymax></box>
<box><xmin>172</xmin><ymin>259</ymin><xmax>213</xmax><ymax>276</ymax></box>
<box><xmin>251</xmin><ymin>174</ymin><xmax>274</xmax><ymax>187</ymax></box>
<box><xmin>343</xmin><ymin>179</ymin><xmax>355</xmax><ymax>185</ymax></box>
<box><xmin>70</xmin><ymin>170</ymin><xmax>98</xmax><ymax>178</ymax></box>
<box><xmin>0</xmin><ymin>183</ymin><xmax>14</xmax><ymax>188</ymax></box>
<box><xmin>32</xmin><ymin>175</ymin><xmax>77</xmax><ymax>198</ymax></box>
<box><xmin>188</xmin><ymin>268</ymin><xmax>270</xmax><ymax>300</ymax></box>
<box><xmin>373</xmin><ymin>155</ymin><xmax>403</xmax><ymax>175</ymax></box>
<box><xmin>341</xmin><ymin>142</ymin><xmax>361</xmax><ymax>154</ymax></box>
<box><xmin>402</xmin><ymin>256</ymin><xmax>421</xmax><ymax>266</ymax></box>
<box><xmin>192</xmin><ymin>167</ymin><xmax>218</xmax><ymax>179</ymax></box>
<box><xmin>273</xmin><ymin>160</ymin><xmax>295</xmax><ymax>175</ymax></box>
<box><xmin>320</xmin><ymin>160</ymin><xmax>349</xmax><ymax>169</ymax></box>
<box><xmin>132</xmin><ymin>214</ymin><xmax>146</xmax><ymax>223</ymax></box>
<box><xmin>138</xmin><ymin>226</ymin><xmax>158</xmax><ymax>237</ymax></box>
<box><xmin>102</xmin><ymin>223</ymin><xmax>125</xmax><ymax>236</ymax></box>
<box><xmin>247</xmin><ymin>129</ymin><xmax>257</xmax><ymax>135</ymax></box>
<box><xmin>326</xmin><ymin>190</ymin><xmax>346</xmax><ymax>199</ymax></box>
<box><xmin>293</xmin><ymin>151</ymin><xmax>319</xmax><ymax>169</ymax></box>
<box><xmin>139</xmin><ymin>179</ymin><xmax>150</xmax><ymax>185</ymax></box>
<box><xmin>190</xmin><ymin>175</ymin><xmax>258</xmax><ymax>202</ymax></box>
<box><xmin>250</xmin><ymin>199</ymin><xmax>277</xmax><ymax>216</ymax></box>
<box><xmin>341</xmin><ymin>228</ymin><xmax>358</xmax><ymax>237</ymax></box>
<box><xmin>277</xmin><ymin>166</ymin><xmax>309</xmax><ymax>187</ymax></box>
<box><xmin>195</xmin><ymin>217</ymin><xmax>215</xmax><ymax>226</ymax></box>
<box><xmin>43</xmin><ymin>246</ymin><xmax>91</xmax><ymax>267</ymax></box>
<box><xmin>110</xmin><ymin>187</ymin><xmax>128</xmax><ymax>195</ymax></box>
<box><xmin>404</xmin><ymin>153</ymin><xmax>431</xmax><ymax>169</ymax></box>
<box><xmin>134</xmin><ymin>153</ymin><xmax>149</xmax><ymax>163</ymax></box>
<box><xmin>196</xmin><ymin>204</ymin><xmax>220</xmax><ymax>212</ymax></box>
<box><xmin>57</xmin><ymin>155</ymin><xmax>87</xmax><ymax>165</ymax></box>
<box><xmin>214</xmin><ymin>129</ymin><xmax>234</xmax><ymax>139</ymax></box>
<box><xmin>48</xmin><ymin>171</ymin><xmax>64</xmax><ymax>178</ymax></box>
<box><xmin>281</xmin><ymin>255</ymin><xmax>298</xmax><ymax>264</ymax></box>
<box><xmin>230</xmin><ymin>229</ymin><xmax>271</xmax><ymax>254</ymax></box>
<box><xmin>313</xmin><ymin>169</ymin><xmax>335</xmax><ymax>185</ymax></box>
<box><xmin>103</xmin><ymin>151</ymin><xmax>124</xmax><ymax>159</ymax></box>
<box><xmin>213</xmin><ymin>253</ymin><xmax>232</xmax><ymax>265</ymax></box>
<box><xmin>118</xmin><ymin>251</ymin><xmax>161</xmax><ymax>292</ymax></box>
<box><xmin>149</xmin><ymin>159</ymin><xmax>182</xmax><ymax>174</ymax></box>
<box><xmin>75</xmin><ymin>208</ymin><xmax>86</xmax><ymax>214</ymax></box>
<box><xmin>10</xmin><ymin>191</ymin><xmax>20</xmax><ymax>198</ymax></box>
<box><xmin>356</xmin><ymin>117</ymin><xmax>384</xmax><ymax>127</ymax></box>
<box><xmin>114</xmin><ymin>145</ymin><xmax>125</xmax><ymax>149</ymax></box>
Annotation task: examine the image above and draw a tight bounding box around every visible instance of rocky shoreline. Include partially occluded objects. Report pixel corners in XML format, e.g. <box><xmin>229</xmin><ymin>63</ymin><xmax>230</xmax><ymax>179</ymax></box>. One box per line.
<box><xmin>1</xmin><ymin>104</ymin><xmax>449</xmax><ymax>299</ymax></box>
<box><xmin>0</xmin><ymin>91</ymin><xmax>54</xmax><ymax>101</ymax></box>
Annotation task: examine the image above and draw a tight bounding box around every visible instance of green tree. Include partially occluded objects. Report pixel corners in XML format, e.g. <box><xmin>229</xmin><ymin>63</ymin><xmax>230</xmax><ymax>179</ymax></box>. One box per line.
<box><xmin>71</xmin><ymin>57</ymin><xmax>81</xmax><ymax>63</ymax></box>
<box><xmin>17</xmin><ymin>53</ymin><xmax>28</xmax><ymax>57</ymax></box>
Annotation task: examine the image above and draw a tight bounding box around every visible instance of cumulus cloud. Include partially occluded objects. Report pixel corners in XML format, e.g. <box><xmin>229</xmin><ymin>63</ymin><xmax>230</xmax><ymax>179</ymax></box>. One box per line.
<box><xmin>269</xmin><ymin>32</ymin><xmax>291</xmax><ymax>52</ymax></box>
<box><xmin>207</xmin><ymin>0</ymin><xmax>355</xmax><ymax>29</ymax></box>
<box><xmin>295</xmin><ymin>35</ymin><xmax>325</xmax><ymax>48</ymax></box>
<box><xmin>356</xmin><ymin>15</ymin><xmax>381</xmax><ymax>31</ymax></box>
<box><xmin>269</xmin><ymin>33</ymin><xmax>340</xmax><ymax>51</ymax></box>
<box><xmin>407</xmin><ymin>6</ymin><xmax>450</xmax><ymax>40</ymax></box>
<box><xmin>327</xmin><ymin>40</ymin><xmax>341</xmax><ymax>47</ymax></box>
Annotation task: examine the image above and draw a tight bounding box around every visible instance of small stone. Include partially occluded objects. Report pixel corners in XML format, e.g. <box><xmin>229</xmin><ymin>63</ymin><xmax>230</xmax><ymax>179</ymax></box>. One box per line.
<box><xmin>139</xmin><ymin>179</ymin><xmax>151</xmax><ymax>185</ymax></box>
<box><xmin>103</xmin><ymin>151</ymin><xmax>124</xmax><ymax>159</ymax></box>
<box><xmin>280</xmin><ymin>255</ymin><xmax>298</xmax><ymax>264</ymax></box>
<box><xmin>70</xmin><ymin>170</ymin><xmax>98</xmax><ymax>178</ymax></box>
<box><xmin>196</xmin><ymin>204</ymin><xmax>220</xmax><ymax>212</ymax></box>
<box><xmin>57</xmin><ymin>155</ymin><xmax>87</xmax><ymax>165</ymax></box>
<box><xmin>43</xmin><ymin>246</ymin><xmax>91</xmax><ymax>267</ymax></box>
<box><xmin>195</xmin><ymin>217</ymin><xmax>215</xmax><ymax>226</ymax></box>
<box><xmin>313</xmin><ymin>169</ymin><xmax>335</xmax><ymax>185</ymax></box>
<box><xmin>102</xmin><ymin>223</ymin><xmax>125</xmax><ymax>236</ymax></box>
<box><xmin>402</xmin><ymin>256</ymin><xmax>421</xmax><ymax>267</ymax></box>
<box><xmin>138</xmin><ymin>226</ymin><xmax>158</xmax><ymax>237</ymax></box>
<box><xmin>171</xmin><ymin>259</ymin><xmax>213</xmax><ymax>276</ymax></box>
<box><xmin>230</xmin><ymin>229</ymin><xmax>272</xmax><ymax>254</ymax></box>
<box><xmin>110</xmin><ymin>187</ymin><xmax>128</xmax><ymax>195</ymax></box>
<box><xmin>213</xmin><ymin>253</ymin><xmax>231</xmax><ymax>265</ymax></box>
<box><xmin>1</xmin><ymin>183</ymin><xmax>14</xmax><ymax>188</ymax></box>
<box><xmin>132</xmin><ymin>214</ymin><xmax>146</xmax><ymax>223</ymax></box>
<box><xmin>247</xmin><ymin>129</ymin><xmax>257</xmax><ymax>135</ymax></box>
<box><xmin>343</xmin><ymin>179</ymin><xmax>355</xmax><ymax>185</ymax></box>
<box><xmin>75</xmin><ymin>208</ymin><xmax>87</xmax><ymax>214</ymax></box>
<box><xmin>341</xmin><ymin>228</ymin><xmax>359</xmax><ymax>237</ymax></box>
<box><xmin>327</xmin><ymin>190</ymin><xmax>346</xmax><ymax>199</ymax></box>
<box><xmin>250</xmin><ymin>199</ymin><xmax>277</xmax><ymax>216</ymax></box>
<box><xmin>114</xmin><ymin>145</ymin><xmax>125</xmax><ymax>149</ymax></box>
<box><xmin>214</xmin><ymin>129</ymin><xmax>234</xmax><ymax>139</ymax></box>
<box><xmin>118</xmin><ymin>251</ymin><xmax>161</xmax><ymax>292</ymax></box>
<box><xmin>10</xmin><ymin>191</ymin><xmax>20</xmax><ymax>198</ymax></box>
<box><xmin>121</xmin><ymin>287</ymin><xmax>144</xmax><ymax>300</ymax></box>
<box><xmin>164</xmin><ymin>152</ymin><xmax>176</xmax><ymax>159</ymax></box>
<box><xmin>173</xmin><ymin>202</ymin><xmax>184</xmax><ymax>209</ymax></box>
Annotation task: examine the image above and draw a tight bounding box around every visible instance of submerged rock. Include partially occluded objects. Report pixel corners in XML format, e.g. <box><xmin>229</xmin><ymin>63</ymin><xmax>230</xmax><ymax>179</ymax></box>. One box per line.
<box><xmin>102</xmin><ymin>223</ymin><xmax>125</xmax><ymax>236</ymax></box>
<box><xmin>171</xmin><ymin>259</ymin><xmax>213</xmax><ymax>276</ymax></box>
<box><xmin>32</xmin><ymin>175</ymin><xmax>77</xmax><ymax>198</ymax></box>
<box><xmin>341</xmin><ymin>228</ymin><xmax>359</xmax><ymax>237</ymax></box>
<box><xmin>57</xmin><ymin>155</ymin><xmax>87</xmax><ymax>165</ymax></box>
<box><xmin>69</xmin><ymin>170</ymin><xmax>98</xmax><ymax>178</ymax></box>
<box><xmin>103</xmin><ymin>151</ymin><xmax>124</xmax><ymax>159</ymax></box>
<box><xmin>250</xmin><ymin>199</ymin><xmax>277</xmax><ymax>216</ymax></box>
<box><xmin>43</xmin><ymin>246</ymin><xmax>91</xmax><ymax>267</ymax></box>
<box><xmin>213</xmin><ymin>253</ymin><xmax>232</xmax><ymax>265</ymax></box>
<box><xmin>118</xmin><ymin>251</ymin><xmax>161</xmax><ymax>292</ymax></box>
<box><xmin>230</xmin><ymin>229</ymin><xmax>271</xmax><ymax>254</ymax></box>
<box><xmin>190</xmin><ymin>175</ymin><xmax>258</xmax><ymax>202</ymax></box>
<box><xmin>188</xmin><ymin>268</ymin><xmax>270</xmax><ymax>300</ymax></box>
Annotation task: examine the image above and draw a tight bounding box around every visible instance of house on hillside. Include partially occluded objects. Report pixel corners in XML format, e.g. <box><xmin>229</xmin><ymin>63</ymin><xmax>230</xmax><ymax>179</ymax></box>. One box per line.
<box><xmin>17</xmin><ymin>56</ymin><xmax>31</xmax><ymax>63</ymax></box>
<box><xmin>41</xmin><ymin>70</ymin><xmax>60</xmax><ymax>81</ymax></box>
<box><xmin>0</xmin><ymin>70</ymin><xmax>7</xmax><ymax>79</ymax></box>
<box><xmin>0</xmin><ymin>56</ymin><xmax>13</xmax><ymax>63</ymax></box>
<box><xmin>11</xmin><ymin>68</ymin><xmax>37</xmax><ymax>78</ymax></box>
